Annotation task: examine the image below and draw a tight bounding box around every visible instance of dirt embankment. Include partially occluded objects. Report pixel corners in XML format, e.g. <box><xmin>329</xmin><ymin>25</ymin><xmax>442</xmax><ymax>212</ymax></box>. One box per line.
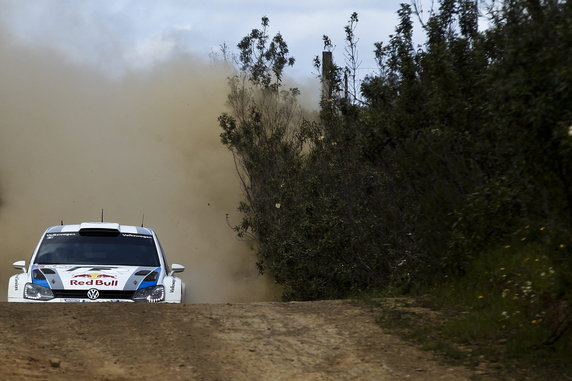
<box><xmin>0</xmin><ymin>300</ymin><xmax>483</xmax><ymax>380</ymax></box>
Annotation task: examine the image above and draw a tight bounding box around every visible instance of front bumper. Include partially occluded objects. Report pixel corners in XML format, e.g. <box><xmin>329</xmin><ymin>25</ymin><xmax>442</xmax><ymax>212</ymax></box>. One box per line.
<box><xmin>8</xmin><ymin>297</ymin><xmax>181</xmax><ymax>303</ymax></box>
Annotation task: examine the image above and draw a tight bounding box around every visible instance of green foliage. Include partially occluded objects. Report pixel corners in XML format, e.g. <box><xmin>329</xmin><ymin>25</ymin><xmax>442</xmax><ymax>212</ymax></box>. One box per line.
<box><xmin>219</xmin><ymin>0</ymin><xmax>572</xmax><ymax>330</ymax></box>
<box><xmin>237</xmin><ymin>16</ymin><xmax>295</xmax><ymax>89</ymax></box>
<box><xmin>417</xmin><ymin>237</ymin><xmax>572</xmax><ymax>377</ymax></box>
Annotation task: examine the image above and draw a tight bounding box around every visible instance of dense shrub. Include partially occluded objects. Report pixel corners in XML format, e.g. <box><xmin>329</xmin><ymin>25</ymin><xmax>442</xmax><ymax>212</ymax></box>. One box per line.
<box><xmin>219</xmin><ymin>0</ymin><xmax>572</xmax><ymax>324</ymax></box>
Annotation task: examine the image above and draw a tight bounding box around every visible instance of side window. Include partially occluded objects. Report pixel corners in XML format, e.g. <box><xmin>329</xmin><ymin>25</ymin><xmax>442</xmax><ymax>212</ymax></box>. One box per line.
<box><xmin>155</xmin><ymin>237</ymin><xmax>170</xmax><ymax>273</ymax></box>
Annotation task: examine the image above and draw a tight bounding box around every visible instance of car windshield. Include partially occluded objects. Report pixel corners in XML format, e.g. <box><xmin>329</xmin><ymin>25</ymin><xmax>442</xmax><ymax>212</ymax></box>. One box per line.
<box><xmin>34</xmin><ymin>232</ymin><xmax>160</xmax><ymax>267</ymax></box>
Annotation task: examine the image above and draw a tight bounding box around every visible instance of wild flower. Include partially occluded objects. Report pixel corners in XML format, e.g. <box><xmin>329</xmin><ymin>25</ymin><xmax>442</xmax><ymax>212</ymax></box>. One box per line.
<box><xmin>540</xmin><ymin>227</ymin><xmax>546</xmax><ymax>231</ymax></box>
<box><xmin>559</xmin><ymin>244</ymin><xmax>566</xmax><ymax>249</ymax></box>
<box><xmin>521</xmin><ymin>281</ymin><xmax>533</xmax><ymax>296</ymax></box>
<box><xmin>275</xmin><ymin>203</ymin><xmax>281</xmax><ymax>209</ymax></box>
<box><xmin>499</xmin><ymin>267</ymin><xmax>506</xmax><ymax>271</ymax></box>
<box><xmin>531</xmin><ymin>320</ymin><xmax>538</xmax><ymax>324</ymax></box>
<box><xmin>477</xmin><ymin>295</ymin><xmax>485</xmax><ymax>299</ymax></box>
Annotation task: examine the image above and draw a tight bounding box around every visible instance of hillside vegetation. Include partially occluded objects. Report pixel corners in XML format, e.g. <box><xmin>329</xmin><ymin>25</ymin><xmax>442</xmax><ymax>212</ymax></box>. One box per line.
<box><xmin>218</xmin><ymin>0</ymin><xmax>571</xmax><ymax>376</ymax></box>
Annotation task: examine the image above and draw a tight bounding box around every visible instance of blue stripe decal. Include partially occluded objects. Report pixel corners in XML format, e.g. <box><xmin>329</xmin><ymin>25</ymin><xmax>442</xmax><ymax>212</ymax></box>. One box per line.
<box><xmin>137</xmin><ymin>267</ymin><xmax>160</xmax><ymax>290</ymax></box>
<box><xmin>32</xmin><ymin>278</ymin><xmax>51</xmax><ymax>289</ymax></box>
<box><xmin>138</xmin><ymin>281</ymin><xmax>158</xmax><ymax>290</ymax></box>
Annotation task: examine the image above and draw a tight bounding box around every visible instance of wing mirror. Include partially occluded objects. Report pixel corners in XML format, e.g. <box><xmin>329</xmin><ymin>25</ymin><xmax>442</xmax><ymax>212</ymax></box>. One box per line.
<box><xmin>169</xmin><ymin>264</ymin><xmax>185</xmax><ymax>276</ymax></box>
<box><xmin>13</xmin><ymin>260</ymin><xmax>27</xmax><ymax>273</ymax></box>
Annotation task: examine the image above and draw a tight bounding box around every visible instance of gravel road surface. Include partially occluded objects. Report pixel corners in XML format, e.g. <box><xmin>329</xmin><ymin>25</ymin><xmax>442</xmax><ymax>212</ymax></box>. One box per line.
<box><xmin>0</xmin><ymin>300</ymin><xmax>478</xmax><ymax>380</ymax></box>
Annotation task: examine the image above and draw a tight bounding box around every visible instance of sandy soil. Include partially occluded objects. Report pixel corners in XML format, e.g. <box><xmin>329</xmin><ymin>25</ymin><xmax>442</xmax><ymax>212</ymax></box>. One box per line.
<box><xmin>0</xmin><ymin>300</ymin><xmax>481</xmax><ymax>380</ymax></box>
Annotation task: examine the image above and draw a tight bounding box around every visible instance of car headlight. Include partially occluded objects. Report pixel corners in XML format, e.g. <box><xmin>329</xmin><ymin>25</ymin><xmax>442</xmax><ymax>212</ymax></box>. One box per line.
<box><xmin>24</xmin><ymin>282</ymin><xmax>54</xmax><ymax>301</ymax></box>
<box><xmin>132</xmin><ymin>285</ymin><xmax>164</xmax><ymax>303</ymax></box>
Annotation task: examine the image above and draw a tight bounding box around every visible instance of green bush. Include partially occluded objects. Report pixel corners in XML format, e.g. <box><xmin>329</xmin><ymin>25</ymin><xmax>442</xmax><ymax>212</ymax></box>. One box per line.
<box><xmin>219</xmin><ymin>2</ymin><xmax>572</xmax><ymax>306</ymax></box>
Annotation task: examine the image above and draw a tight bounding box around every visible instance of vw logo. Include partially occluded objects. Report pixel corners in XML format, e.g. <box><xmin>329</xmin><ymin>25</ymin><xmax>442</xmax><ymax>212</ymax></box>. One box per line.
<box><xmin>87</xmin><ymin>288</ymin><xmax>100</xmax><ymax>300</ymax></box>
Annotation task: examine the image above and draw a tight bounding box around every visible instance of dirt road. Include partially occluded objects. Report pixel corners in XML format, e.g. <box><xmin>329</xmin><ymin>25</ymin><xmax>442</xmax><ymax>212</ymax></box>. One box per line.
<box><xmin>0</xmin><ymin>300</ymin><xmax>479</xmax><ymax>380</ymax></box>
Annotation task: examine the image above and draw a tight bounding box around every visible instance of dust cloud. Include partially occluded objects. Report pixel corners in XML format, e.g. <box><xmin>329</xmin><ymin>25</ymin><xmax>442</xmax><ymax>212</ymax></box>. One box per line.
<box><xmin>0</xmin><ymin>28</ymin><xmax>282</xmax><ymax>302</ymax></box>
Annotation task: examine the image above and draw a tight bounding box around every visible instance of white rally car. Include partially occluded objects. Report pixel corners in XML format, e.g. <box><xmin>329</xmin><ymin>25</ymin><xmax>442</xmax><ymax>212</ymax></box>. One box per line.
<box><xmin>8</xmin><ymin>222</ymin><xmax>185</xmax><ymax>303</ymax></box>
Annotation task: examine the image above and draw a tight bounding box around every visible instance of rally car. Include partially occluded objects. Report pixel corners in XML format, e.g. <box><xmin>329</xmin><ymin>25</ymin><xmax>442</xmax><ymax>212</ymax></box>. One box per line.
<box><xmin>7</xmin><ymin>222</ymin><xmax>185</xmax><ymax>303</ymax></box>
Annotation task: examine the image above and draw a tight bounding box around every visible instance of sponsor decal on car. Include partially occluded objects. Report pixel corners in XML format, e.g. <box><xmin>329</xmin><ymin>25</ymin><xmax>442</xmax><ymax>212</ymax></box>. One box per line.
<box><xmin>73</xmin><ymin>273</ymin><xmax>117</xmax><ymax>280</ymax></box>
<box><xmin>70</xmin><ymin>279</ymin><xmax>119</xmax><ymax>286</ymax></box>
<box><xmin>70</xmin><ymin>273</ymin><xmax>118</xmax><ymax>286</ymax></box>
<box><xmin>121</xmin><ymin>234</ymin><xmax>152</xmax><ymax>239</ymax></box>
<box><xmin>46</xmin><ymin>233</ymin><xmax>77</xmax><ymax>239</ymax></box>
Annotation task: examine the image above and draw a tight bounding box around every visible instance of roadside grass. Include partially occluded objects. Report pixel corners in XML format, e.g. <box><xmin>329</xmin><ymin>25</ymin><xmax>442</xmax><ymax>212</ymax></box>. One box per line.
<box><xmin>372</xmin><ymin>300</ymin><xmax>472</xmax><ymax>366</ymax></box>
<box><xmin>365</xmin><ymin>235</ymin><xmax>572</xmax><ymax>380</ymax></box>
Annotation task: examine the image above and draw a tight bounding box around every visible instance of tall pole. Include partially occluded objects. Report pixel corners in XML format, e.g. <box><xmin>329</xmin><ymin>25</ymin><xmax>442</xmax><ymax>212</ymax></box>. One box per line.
<box><xmin>321</xmin><ymin>51</ymin><xmax>333</xmax><ymax>101</ymax></box>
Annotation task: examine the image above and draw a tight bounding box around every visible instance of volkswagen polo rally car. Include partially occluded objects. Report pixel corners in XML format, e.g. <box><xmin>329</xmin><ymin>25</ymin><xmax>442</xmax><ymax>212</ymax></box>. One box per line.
<box><xmin>7</xmin><ymin>222</ymin><xmax>185</xmax><ymax>303</ymax></box>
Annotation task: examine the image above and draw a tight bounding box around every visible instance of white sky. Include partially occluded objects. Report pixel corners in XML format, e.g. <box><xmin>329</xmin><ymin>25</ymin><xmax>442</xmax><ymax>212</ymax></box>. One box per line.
<box><xmin>0</xmin><ymin>0</ymin><xmax>439</xmax><ymax>80</ymax></box>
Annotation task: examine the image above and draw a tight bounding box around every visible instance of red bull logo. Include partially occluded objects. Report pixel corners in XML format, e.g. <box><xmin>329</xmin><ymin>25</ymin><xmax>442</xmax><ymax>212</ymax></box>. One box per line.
<box><xmin>70</xmin><ymin>273</ymin><xmax>118</xmax><ymax>286</ymax></box>
<box><xmin>73</xmin><ymin>273</ymin><xmax>117</xmax><ymax>280</ymax></box>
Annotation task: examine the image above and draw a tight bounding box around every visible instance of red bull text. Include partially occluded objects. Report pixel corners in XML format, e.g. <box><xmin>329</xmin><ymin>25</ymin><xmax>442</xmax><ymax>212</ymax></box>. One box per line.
<box><xmin>70</xmin><ymin>279</ymin><xmax>119</xmax><ymax>286</ymax></box>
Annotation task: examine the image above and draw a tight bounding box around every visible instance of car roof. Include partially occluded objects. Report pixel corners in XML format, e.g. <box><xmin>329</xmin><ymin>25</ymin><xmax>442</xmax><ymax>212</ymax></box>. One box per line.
<box><xmin>45</xmin><ymin>222</ymin><xmax>155</xmax><ymax>236</ymax></box>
